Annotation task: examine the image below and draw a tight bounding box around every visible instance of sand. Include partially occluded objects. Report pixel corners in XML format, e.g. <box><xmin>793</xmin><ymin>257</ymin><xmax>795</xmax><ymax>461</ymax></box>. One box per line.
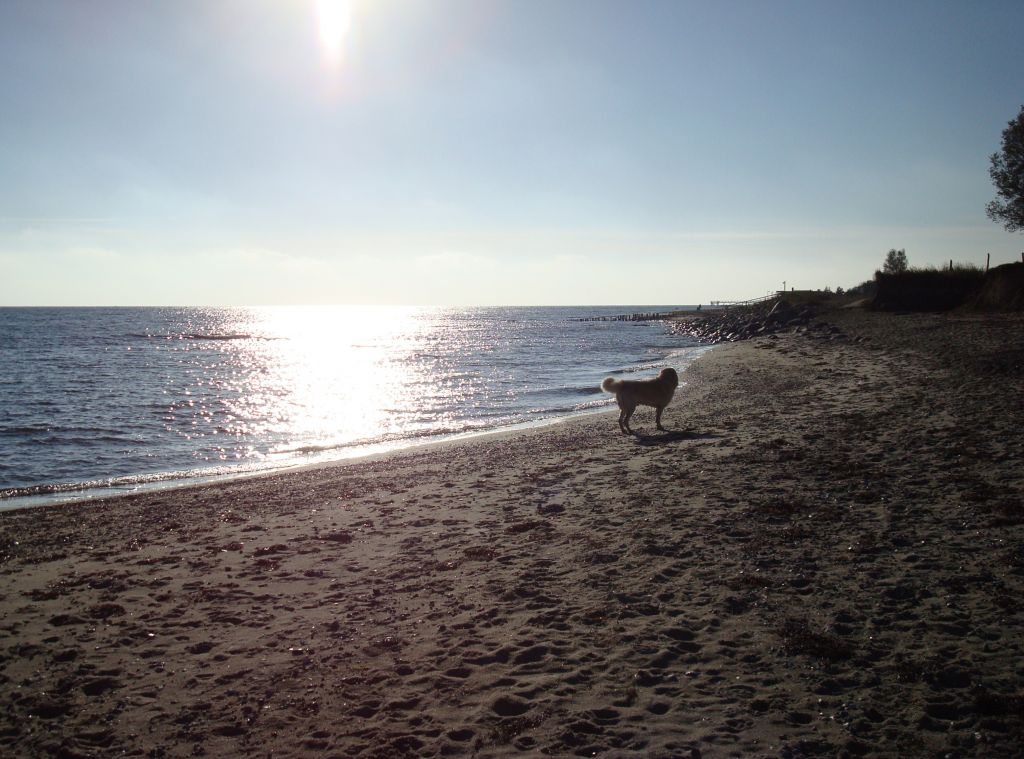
<box><xmin>1</xmin><ymin>308</ymin><xmax>1022</xmax><ymax>758</ymax></box>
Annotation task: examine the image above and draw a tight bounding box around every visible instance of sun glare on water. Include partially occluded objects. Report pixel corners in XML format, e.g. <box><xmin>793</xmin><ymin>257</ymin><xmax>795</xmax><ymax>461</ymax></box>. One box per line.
<box><xmin>315</xmin><ymin>0</ymin><xmax>354</xmax><ymax>69</ymax></box>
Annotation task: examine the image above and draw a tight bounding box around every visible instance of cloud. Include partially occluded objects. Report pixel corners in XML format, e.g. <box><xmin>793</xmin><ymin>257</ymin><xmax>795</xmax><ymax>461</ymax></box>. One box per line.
<box><xmin>66</xmin><ymin>246</ymin><xmax>122</xmax><ymax>261</ymax></box>
<box><xmin>413</xmin><ymin>250</ymin><xmax>498</xmax><ymax>272</ymax></box>
<box><xmin>213</xmin><ymin>246</ymin><xmax>327</xmax><ymax>270</ymax></box>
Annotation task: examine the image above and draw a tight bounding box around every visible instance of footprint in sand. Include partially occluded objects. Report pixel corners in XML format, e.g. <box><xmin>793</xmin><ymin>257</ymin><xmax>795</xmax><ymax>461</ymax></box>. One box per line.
<box><xmin>492</xmin><ymin>695</ymin><xmax>531</xmax><ymax>717</ymax></box>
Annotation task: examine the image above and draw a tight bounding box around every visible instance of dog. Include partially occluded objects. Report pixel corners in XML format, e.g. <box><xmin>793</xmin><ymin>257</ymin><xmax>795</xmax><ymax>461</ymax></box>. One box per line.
<box><xmin>601</xmin><ymin>367</ymin><xmax>679</xmax><ymax>435</ymax></box>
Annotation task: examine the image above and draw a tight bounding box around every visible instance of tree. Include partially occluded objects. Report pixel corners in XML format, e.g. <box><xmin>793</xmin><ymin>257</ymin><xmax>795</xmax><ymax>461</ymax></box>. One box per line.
<box><xmin>883</xmin><ymin>248</ymin><xmax>908</xmax><ymax>274</ymax></box>
<box><xmin>987</xmin><ymin>104</ymin><xmax>1024</xmax><ymax>233</ymax></box>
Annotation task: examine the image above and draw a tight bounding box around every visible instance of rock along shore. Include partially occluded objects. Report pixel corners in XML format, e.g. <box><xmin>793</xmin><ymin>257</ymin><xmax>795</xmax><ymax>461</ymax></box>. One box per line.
<box><xmin>667</xmin><ymin>298</ymin><xmax>845</xmax><ymax>344</ymax></box>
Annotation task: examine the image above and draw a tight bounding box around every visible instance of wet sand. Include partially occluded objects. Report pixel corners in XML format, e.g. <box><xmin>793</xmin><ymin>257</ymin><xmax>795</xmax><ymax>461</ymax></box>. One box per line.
<box><xmin>1</xmin><ymin>308</ymin><xmax>1022</xmax><ymax>758</ymax></box>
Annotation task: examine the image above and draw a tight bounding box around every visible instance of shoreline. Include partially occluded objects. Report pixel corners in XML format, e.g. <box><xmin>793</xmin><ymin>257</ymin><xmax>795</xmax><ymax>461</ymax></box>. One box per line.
<box><xmin>0</xmin><ymin>403</ymin><xmax>616</xmax><ymax>512</ymax></box>
<box><xmin>0</xmin><ymin>400</ymin><xmax>634</xmax><ymax>513</ymax></box>
<box><xmin>0</xmin><ymin>345</ymin><xmax>713</xmax><ymax>512</ymax></box>
<box><xmin>0</xmin><ymin>310</ymin><xmax>711</xmax><ymax>513</ymax></box>
<box><xmin>1</xmin><ymin>308</ymin><xmax>1022</xmax><ymax>757</ymax></box>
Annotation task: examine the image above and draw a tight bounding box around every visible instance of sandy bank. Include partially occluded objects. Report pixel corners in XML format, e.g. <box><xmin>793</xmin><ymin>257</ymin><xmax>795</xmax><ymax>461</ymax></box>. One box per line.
<box><xmin>1</xmin><ymin>309</ymin><xmax>1022</xmax><ymax>757</ymax></box>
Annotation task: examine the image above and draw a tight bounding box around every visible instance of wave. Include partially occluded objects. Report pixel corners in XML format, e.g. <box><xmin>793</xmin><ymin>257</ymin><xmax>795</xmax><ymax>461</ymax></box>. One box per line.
<box><xmin>0</xmin><ymin>425</ymin><xmax>55</xmax><ymax>435</ymax></box>
<box><xmin>127</xmin><ymin>333</ymin><xmax>278</xmax><ymax>341</ymax></box>
<box><xmin>0</xmin><ymin>424</ymin><xmax>137</xmax><ymax>439</ymax></box>
<box><xmin>0</xmin><ymin>464</ymin><xmax>246</xmax><ymax>500</ymax></box>
<box><xmin>529</xmin><ymin>397</ymin><xmax>615</xmax><ymax>415</ymax></box>
<box><xmin>604</xmin><ymin>344</ymin><xmax>710</xmax><ymax>377</ymax></box>
<box><xmin>522</xmin><ymin>384</ymin><xmax>605</xmax><ymax>398</ymax></box>
<box><xmin>268</xmin><ymin>420</ymin><xmax>509</xmax><ymax>457</ymax></box>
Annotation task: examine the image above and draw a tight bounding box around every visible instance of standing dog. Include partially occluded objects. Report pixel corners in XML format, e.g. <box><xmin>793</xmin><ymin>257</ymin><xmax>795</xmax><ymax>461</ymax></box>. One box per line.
<box><xmin>601</xmin><ymin>367</ymin><xmax>679</xmax><ymax>435</ymax></box>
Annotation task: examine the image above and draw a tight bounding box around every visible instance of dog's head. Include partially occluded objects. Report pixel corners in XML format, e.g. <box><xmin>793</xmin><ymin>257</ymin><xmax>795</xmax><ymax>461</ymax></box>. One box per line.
<box><xmin>659</xmin><ymin>367</ymin><xmax>679</xmax><ymax>387</ymax></box>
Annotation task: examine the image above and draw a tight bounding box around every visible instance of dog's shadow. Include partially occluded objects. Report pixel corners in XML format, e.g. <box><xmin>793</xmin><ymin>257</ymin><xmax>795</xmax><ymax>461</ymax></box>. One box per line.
<box><xmin>632</xmin><ymin>429</ymin><xmax>718</xmax><ymax>446</ymax></box>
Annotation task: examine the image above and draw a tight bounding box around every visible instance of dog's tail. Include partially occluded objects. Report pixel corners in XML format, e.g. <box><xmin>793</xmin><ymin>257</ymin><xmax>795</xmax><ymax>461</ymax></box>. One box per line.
<box><xmin>601</xmin><ymin>377</ymin><xmax>621</xmax><ymax>393</ymax></box>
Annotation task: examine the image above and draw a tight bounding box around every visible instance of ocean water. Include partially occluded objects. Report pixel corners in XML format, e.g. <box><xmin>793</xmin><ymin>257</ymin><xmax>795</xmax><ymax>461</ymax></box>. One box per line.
<box><xmin>0</xmin><ymin>306</ymin><xmax>706</xmax><ymax>507</ymax></box>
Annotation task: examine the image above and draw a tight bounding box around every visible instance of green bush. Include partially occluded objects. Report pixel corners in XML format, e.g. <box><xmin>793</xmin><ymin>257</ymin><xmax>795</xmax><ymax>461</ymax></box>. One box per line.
<box><xmin>873</xmin><ymin>265</ymin><xmax>985</xmax><ymax>311</ymax></box>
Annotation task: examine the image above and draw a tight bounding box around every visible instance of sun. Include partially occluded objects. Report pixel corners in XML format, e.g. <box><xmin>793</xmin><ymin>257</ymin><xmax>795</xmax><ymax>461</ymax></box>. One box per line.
<box><xmin>314</xmin><ymin>0</ymin><xmax>354</xmax><ymax>69</ymax></box>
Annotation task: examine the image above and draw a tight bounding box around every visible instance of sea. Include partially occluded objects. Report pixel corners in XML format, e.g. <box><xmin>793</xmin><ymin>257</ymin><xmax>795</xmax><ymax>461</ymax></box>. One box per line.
<box><xmin>0</xmin><ymin>306</ymin><xmax>708</xmax><ymax>509</ymax></box>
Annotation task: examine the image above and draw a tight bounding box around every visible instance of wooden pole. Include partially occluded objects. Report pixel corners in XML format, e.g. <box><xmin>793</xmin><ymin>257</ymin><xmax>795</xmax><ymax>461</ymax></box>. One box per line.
<box><xmin>986</xmin><ymin>253</ymin><xmax>990</xmax><ymax>273</ymax></box>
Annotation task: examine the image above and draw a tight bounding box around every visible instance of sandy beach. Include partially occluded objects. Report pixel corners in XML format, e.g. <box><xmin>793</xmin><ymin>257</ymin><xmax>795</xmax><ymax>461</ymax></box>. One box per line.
<box><xmin>1</xmin><ymin>307</ymin><xmax>1022</xmax><ymax>758</ymax></box>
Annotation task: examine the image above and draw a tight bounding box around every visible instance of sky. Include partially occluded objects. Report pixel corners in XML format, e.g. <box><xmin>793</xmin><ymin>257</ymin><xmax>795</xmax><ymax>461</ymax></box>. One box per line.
<box><xmin>1</xmin><ymin>0</ymin><xmax>1023</xmax><ymax>306</ymax></box>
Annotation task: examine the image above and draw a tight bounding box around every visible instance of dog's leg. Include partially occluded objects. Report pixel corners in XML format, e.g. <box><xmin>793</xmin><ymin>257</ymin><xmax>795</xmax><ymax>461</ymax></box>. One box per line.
<box><xmin>655</xmin><ymin>406</ymin><xmax>666</xmax><ymax>431</ymax></box>
<box><xmin>623</xmin><ymin>407</ymin><xmax>635</xmax><ymax>435</ymax></box>
<box><xmin>618</xmin><ymin>409</ymin><xmax>629</xmax><ymax>435</ymax></box>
